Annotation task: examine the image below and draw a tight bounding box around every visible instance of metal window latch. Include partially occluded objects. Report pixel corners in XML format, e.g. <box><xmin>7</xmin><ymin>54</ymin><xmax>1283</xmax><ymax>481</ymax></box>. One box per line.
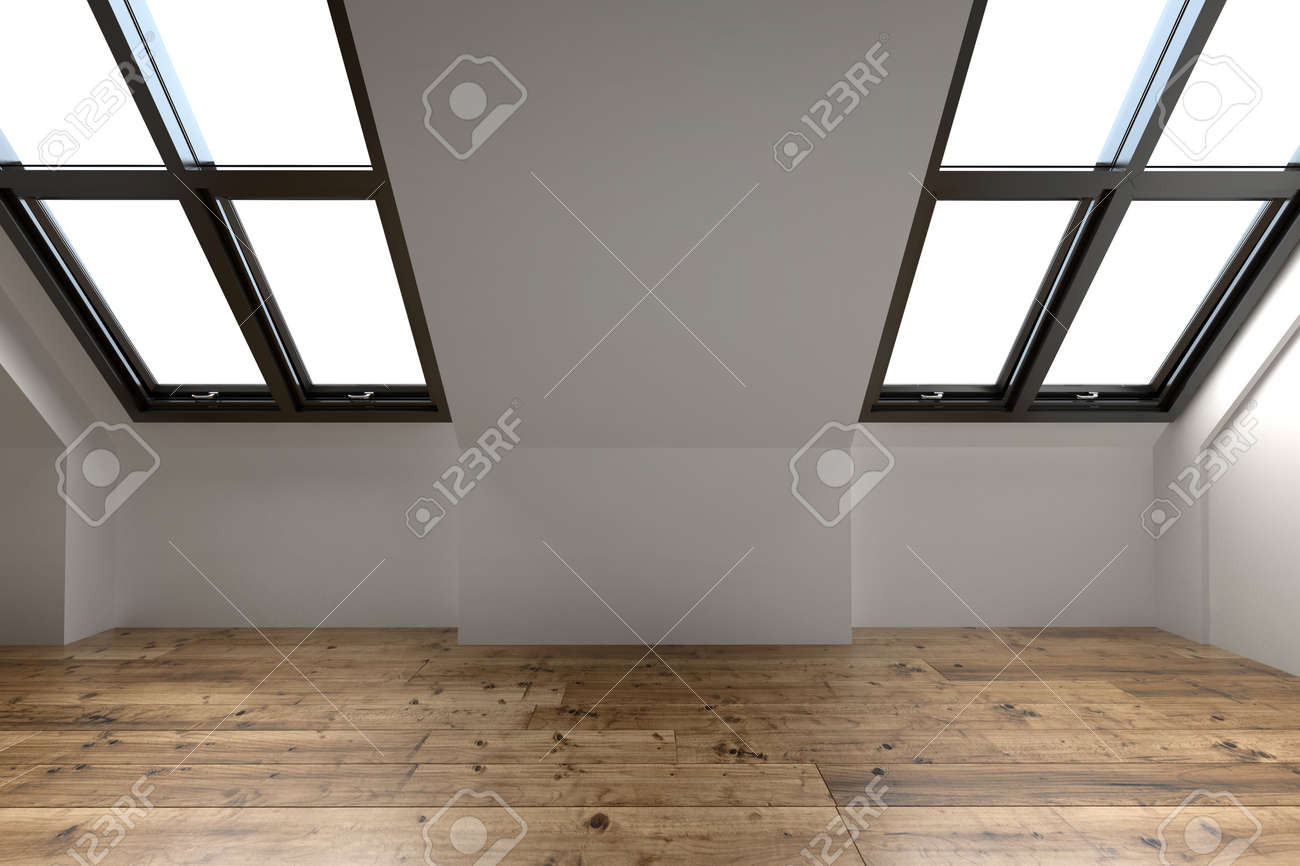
<box><xmin>190</xmin><ymin>391</ymin><xmax>219</xmax><ymax>401</ymax></box>
<box><xmin>921</xmin><ymin>391</ymin><xmax>945</xmax><ymax>401</ymax></box>
<box><xmin>1076</xmin><ymin>391</ymin><xmax>1099</xmax><ymax>401</ymax></box>
<box><xmin>347</xmin><ymin>391</ymin><xmax>375</xmax><ymax>403</ymax></box>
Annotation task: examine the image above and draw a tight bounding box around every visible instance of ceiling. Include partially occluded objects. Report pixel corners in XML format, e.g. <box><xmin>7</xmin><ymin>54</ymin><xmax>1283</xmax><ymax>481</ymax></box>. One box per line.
<box><xmin>347</xmin><ymin>0</ymin><xmax>969</xmax><ymax>447</ymax></box>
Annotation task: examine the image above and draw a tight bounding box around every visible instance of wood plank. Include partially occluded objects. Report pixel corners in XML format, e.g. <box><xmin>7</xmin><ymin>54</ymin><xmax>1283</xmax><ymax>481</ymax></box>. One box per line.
<box><xmin>821</xmin><ymin>763</ymin><xmax>1300</xmax><ymax>806</ymax></box>
<box><xmin>1</xmin><ymin>729</ymin><xmax>674</xmax><ymax>765</ymax></box>
<box><xmin>0</xmin><ymin>762</ymin><xmax>830</xmax><ymax>807</ymax></box>
<box><xmin>851</xmin><ymin>806</ymin><xmax>1300</xmax><ymax>864</ymax></box>
<box><xmin>0</xmin><ymin>806</ymin><xmax>860</xmax><ymax>866</ymax></box>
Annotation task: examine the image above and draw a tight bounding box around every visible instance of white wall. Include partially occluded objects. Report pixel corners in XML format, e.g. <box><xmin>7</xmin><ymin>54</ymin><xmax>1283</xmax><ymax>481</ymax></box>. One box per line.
<box><xmin>1154</xmin><ymin>245</ymin><xmax>1300</xmax><ymax>651</ymax></box>
<box><xmin>108</xmin><ymin>424</ymin><xmax>461</xmax><ymax>629</ymax></box>
<box><xmin>460</xmin><ymin>447</ymin><xmax>850</xmax><ymax>644</ymax></box>
<box><xmin>854</xmin><ymin>426</ymin><xmax>1161</xmax><ymax>627</ymax></box>
<box><xmin>0</xmin><ymin>367</ymin><xmax>65</xmax><ymax>644</ymax></box>
<box><xmin>1207</xmin><ymin>329</ymin><xmax>1300</xmax><ymax>674</ymax></box>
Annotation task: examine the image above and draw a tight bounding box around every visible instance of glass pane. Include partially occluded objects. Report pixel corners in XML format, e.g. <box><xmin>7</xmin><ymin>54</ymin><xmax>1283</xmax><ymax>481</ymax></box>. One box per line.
<box><xmin>233</xmin><ymin>200</ymin><xmax>424</xmax><ymax>386</ymax></box>
<box><xmin>884</xmin><ymin>200</ymin><xmax>1078</xmax><ymax>386</ymax></box>
<box><xmin>45</xmin><ymin>200</ymin><xmax>264</xmax><ymax>385</ymax></box>
<box><xmin>0</xmin><ymin>0</ymin><xmax>160</xmax><ymax>166</ymax></box>
<box><xmin>1044</xmin><ymin>200</ymin><xmax>1262</xmax><ymax>386</ymax></box>
<box><xmin>942</xmin><ymin>0</ymin><xmax>1167</xmax><ymax>166</ymax></box>
<box><xmin>143</xmin><ymin>0</ymin><xmax>369</xmax><ymax>165</ymax></box>
<box><xmin>1150</xmin><ymin>0</ymin><xmax>1300</xmax><ymax>166</ymax></box>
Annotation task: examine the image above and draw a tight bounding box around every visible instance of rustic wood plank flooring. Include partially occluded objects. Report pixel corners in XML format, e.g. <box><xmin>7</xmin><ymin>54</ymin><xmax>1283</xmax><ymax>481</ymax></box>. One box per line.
<box><xmin>2</xmin><ymin>626</ymin><xmax>1299</xmax><ymax>864</ymax></box>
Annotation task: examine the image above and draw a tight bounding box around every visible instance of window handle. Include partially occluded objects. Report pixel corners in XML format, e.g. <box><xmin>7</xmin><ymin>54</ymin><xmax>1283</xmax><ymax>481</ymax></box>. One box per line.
<box><xmin>1076</xmin><ymin>391</ymin><xmax>1099</xmax><ymax>401</ymax></box>
<box><xmin>921</xmin><ymin>391</ymin><xmax>945</xmax><ymax>401</ymax></box>
<box><xmin>190</xmin><ymin>391</ymin><xmax>218</xmax><ymax>400</ymax></box>
<box><xmin>347</xmin><ymin>391</ymin><xmax>375</xmax><ymax>402</ymax></box>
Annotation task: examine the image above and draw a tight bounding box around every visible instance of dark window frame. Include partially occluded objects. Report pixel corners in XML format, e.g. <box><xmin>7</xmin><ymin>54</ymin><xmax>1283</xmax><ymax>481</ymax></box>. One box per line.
<box><xmin>862</xmin><ymin>0</ymin><xmax>1300</xmax><ymax>422</ymax></box>
<box><xmin>0</xmin><ymin>0</ymin><xmax>450</xmax><ymax>422</ymax></box>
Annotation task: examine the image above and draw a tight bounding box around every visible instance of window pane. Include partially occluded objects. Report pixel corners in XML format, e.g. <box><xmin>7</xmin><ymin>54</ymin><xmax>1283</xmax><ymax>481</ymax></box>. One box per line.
<box><xmin>44</xmin><ymin>200</ymin><xmax>264</xmax><ymax>385</ymax></box>
<box><xmin>1044</xmin><ymin>200</ymin><xmax>1262</xmax><ymax>386</ymax></box>
<box><xmin>233</xmin><ymin>200</ymin><xmax>424</xmax><ymax>386</ymax></box>
<box><xmin>943</xmin><ymin>0</ymin><xmax>1167</xmax><ymax>166</ymax></box>
<box><xmin>142</xmin><ymin>0</ymin><xmax>369</xmax><ymax>165</ymax></box>
<box><xmin>1150</xmin><ymin>0</ymin><xmax>1300</xmax><ymax>166</ymax></box>
<box><xmin>0</xmin><ymin>0</ymin><xmax>160</xmax><ymax>166</ymax></box>
<box><xmin>884</xmin><ymin>200</ymin><xmax>1077</xmax><ymax>386</ymax></box>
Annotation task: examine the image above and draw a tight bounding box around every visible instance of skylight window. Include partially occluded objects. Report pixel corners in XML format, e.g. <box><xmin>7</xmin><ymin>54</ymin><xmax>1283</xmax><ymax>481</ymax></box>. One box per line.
<box><xmin>885</xmin><ymin>201</ymin><xmax>1076</xmax><ymax>385</ymax></box>
<box><xmin>143</xmin><ymin>0</ymin><xmax>370</xmax><ymax>166</ymax></box>
<box><xmin>0</xmin><ymin>0</ymin><xmax>160</xmax><ymax>166</ymax></box>
<box><xmin>942</xmin><ymin>0</ymin><xmax>1168</xmax><ymax>167</ymax></box>
<box><xmin>1149</xmin><ymin>0</ymin><xmax>1300</xmax><ymax>167</ymax></box>
<box><xmin>46</xmin><ymin>200</ymin><xmax>264</xmax><ymax>385</ymax></box>
<box><xmin>233</xmin><ymin>200</ymin><xmax>424</xmax><ymax>386</ymax></box>
<box><xmin>1044</xmin><ymin>200</ymin><xmax>1263</xmax><ymax>386</ymax></box>
<box><xmin>0</xmin><ymin>0</ymin><xmax>444</xmax><ymax>419</ymax></box>
<box><xmin>866</xmin><ymin>0</ymin><xmax>1300</xmax><ymax>420</ymax></box>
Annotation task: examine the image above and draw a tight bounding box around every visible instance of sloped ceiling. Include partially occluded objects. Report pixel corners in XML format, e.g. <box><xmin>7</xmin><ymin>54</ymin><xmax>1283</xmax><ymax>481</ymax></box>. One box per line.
<box><xmin>347</xmin><ymin>0</ymin><xmax>969</xmax><ymax>447</ymax></box>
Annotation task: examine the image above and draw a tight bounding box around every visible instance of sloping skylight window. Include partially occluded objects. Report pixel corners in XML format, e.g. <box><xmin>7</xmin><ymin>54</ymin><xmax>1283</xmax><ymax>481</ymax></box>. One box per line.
<box><xmin>234</xmin><ymin>200</ymin><xmax>424</xmax><ymax>386</ymax></box>
<box><xmin>0</xmin><ymin>0</ymin><xmax>160</xmax><ymax>166</ymax></box>
<box><xmin>1044</xmin><ymin>200</ymin><xmax>1262</xmax><ymax>386</ymax></box>
<box><xmin>1149</xmin><ymin>0</ymin><xmax>1300</xmax><ymax>166</ymax></box>
<box><xmin>45</xmin><ymin>200</ymin><xmax>264</xmax><ymax>385</ymax></box>
<box><xmin>885</xmin><ymin>200</ymin><xmax>1076</xmax><ymax>385</ymax></box>
<box><xmin>144</xmin><ymin>0</ymin><xmax>370</xmax><ymax>165</ymax></box>
<box><xmin>942</xmin><ymin>0</ymin><xmax>1167</xmax><ymax>167</ymax></box>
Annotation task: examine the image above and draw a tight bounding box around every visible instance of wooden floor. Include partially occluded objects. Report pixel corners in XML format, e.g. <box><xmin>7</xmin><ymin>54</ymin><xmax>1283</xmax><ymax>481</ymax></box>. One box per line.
<box><xmin>2</xmin><ymin>627</ymin><xmax>1300</xmax><ymax>864</ymax></box>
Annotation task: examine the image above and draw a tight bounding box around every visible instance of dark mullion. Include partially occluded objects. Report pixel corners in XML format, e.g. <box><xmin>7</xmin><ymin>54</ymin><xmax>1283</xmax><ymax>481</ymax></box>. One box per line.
<box><xmin>4</xmin><ymin>169</ymin><xmax>386</xmax><ymax>200</ymax></box>
<box><xmin>994</xmin><ymin>199</ymin><xmax>1093</xmax><ymax>391</ymax></box>
<box><xmin>1147</xmin><ymin>200</ymin><xmax>1282</xmax><ymax>390</ymax></box>
<box><xmin>934</xmin><ymin>169</ymin><xmax>1300</xmax><ymax>202</ymax></box>
<box><xmin>87</xmin><ymin>0</ymin><xmax>189</xmax><ymax>168</ymax></box>
<box><xmin>215</xmin><ymin>199</ymin><xmax>311</xmax><ymax>402</ymax></box>
<box><xmin>177</xmin><ymin>190</ymin><xmax>298</xmax><ymax>409</ymax></box>
<box><xmin>1006</xmin><ymin>188</ymin><xmax>1136</xmax><ymax>414</ymax></box>
<box><xmin>1164</xmin><ymin>196</ymin><xmax>1300</xmax><ymax>413</ymax></box>
<box><xmin>329</xmin><ymin>0</ymin><xmax>449</xmax><ymax>417</ymax></box>
<box><xmin>113</xmin><ymin>0</ymin><xmax>213</xmax><ymax>165</ymax></box>
<box><xmin>1118</xmin><ymin>0</ymin><xmax>1228</xmax><ymax>169</ymax></box>
<box><xmin>0</xmin><ymin>194</ymin><xmax>147</xmax><ymax>414</ymax></box>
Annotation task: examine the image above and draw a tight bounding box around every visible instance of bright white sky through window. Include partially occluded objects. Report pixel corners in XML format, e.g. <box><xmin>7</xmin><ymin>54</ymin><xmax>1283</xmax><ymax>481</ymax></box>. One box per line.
<box><xmin>885</xmin><ymin>200</ymin><xmax>1076</xmax><ymax>385</ymax></box>
<box><xmin>1045</xmin><ymin>200</ymin><xmax>1262</xmax><ymax>385</ymax></box>
<box><xmin>943</xmin><ymin>0</ymin><xmax>1166</xmax><ymax>166</ymax></box>
<box><xmin>145</xmin><ymin>0</ymin><xmax>370</xmax><ymax>165</ymax></box>
<box><xmin>0</xmin><ymin>0</ymin><xmax>160</xmax><ymax>165</ymax></box>
<box><xmin>234</xmin><ymin>200</ymin><xmax>424</xmax><ymax>386</ymax></box>
<box><xmin>45</xmin><ymin>200</ymin><xmax>265</xmax><ymax>385</ymax></box>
